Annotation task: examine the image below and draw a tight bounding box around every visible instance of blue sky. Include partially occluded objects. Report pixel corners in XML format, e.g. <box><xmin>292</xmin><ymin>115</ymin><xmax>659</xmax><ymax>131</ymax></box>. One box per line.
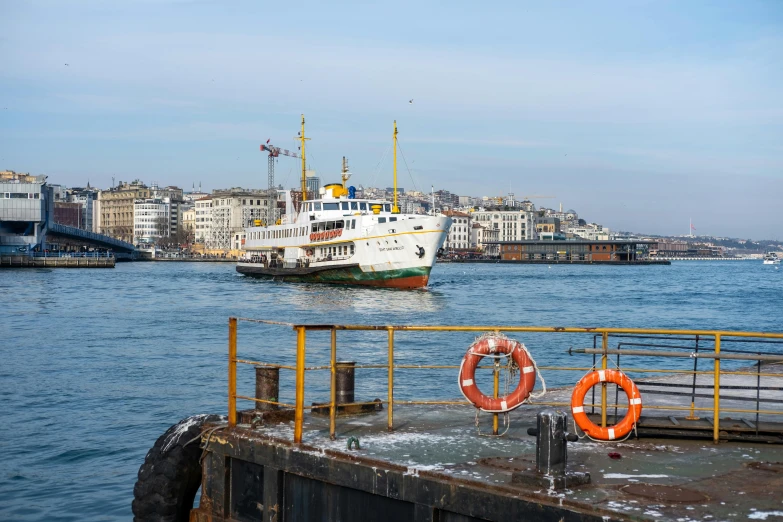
<box><xmin>1</xmin><ymin>0</ymin><xmax>781</xmax><ymax>238</ymax></box>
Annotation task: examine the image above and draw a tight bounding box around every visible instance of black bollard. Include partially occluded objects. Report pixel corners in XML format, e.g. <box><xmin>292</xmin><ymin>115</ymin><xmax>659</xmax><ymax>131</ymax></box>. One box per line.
<box><xmin>335</xmin><ymin>361</ymin><xmax>355</xmax><ymax>405</ymax></box>
<box><xmin>255</xmin><ymin>366</ymin><xmax>280</xmax><ymax>412</ymax></box>
<box><xmin>512</xmin><ymin>409</ymin><xmax>590</xmax><ymax>490</ymax></box>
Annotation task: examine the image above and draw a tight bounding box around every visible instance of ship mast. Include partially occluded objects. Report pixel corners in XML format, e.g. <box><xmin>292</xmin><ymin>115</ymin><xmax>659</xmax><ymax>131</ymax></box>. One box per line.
<box><xmin>342</xmin><ymin>156</ymin><xmax>349</xmax><ymax>189</ymax></box>
<box><xmin>298</xmin><ymin>114</ymin><xmax>309</xmax><ymax>200</ymax></box>
<box><xmin>393</xmin><ymin>120</ymin><xmax>399</xmax><ymax>213</ymax></box>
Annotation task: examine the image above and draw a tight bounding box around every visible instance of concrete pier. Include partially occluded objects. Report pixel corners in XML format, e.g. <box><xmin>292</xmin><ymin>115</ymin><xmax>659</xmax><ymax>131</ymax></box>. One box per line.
<box><xmin>0</xmin><ymin>254</ymin><xmax>115</xmax><ymax>268</ymax></box>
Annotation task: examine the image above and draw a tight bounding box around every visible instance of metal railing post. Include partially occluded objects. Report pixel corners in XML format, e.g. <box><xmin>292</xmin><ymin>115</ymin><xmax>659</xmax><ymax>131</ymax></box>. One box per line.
<box><xmin>330</xmin><ymin>328</ymin><xmax>337</xmax><ymax>440</ymax></box>
<box><xmin>387</xmin><ymin>327</ymin><xmax>394</xmax><ymax>432</ymax></box>
<box><xmin>601</xmin><ymin>332</ymin><xmax>608</xmax><ymax>428</ymax></box>
<box><xmin>713</xmin><ymin>334</ymin><xmax>721</xmax><ymax>444</ymax></box>
<box><xmin>228</xmin><ymin>317</ymin><xmax>237</xmax><ymax>427</ymax></box>
<box><xmin>493</xmin><ymin>360</ymin><xmax>500</xmax><ymax>435</ymax></box>
<box><xmin>294</xmin><ymin>326</ymin><xmax>307</xmax><ymax>443</ymax></box>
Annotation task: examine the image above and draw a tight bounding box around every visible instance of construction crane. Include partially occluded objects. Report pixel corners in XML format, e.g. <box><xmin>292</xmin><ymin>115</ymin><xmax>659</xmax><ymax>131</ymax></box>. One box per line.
<box><xmin>260</xmin><ymin>141</ymin><xmax>300</xmax><ymax>224</ymax></box>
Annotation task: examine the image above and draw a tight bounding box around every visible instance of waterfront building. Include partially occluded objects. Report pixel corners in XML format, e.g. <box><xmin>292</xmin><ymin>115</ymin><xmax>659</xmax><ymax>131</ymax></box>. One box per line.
<box><xmin>182</xmin><ymin>207</ymin><xmax>196</xmax><ymax>242</ymax></box>
<box><xmin>566</xmin><ymin>223</ymin><xmax>610</xmax><ymax>241</ymax></box>
<box><xmin>471</xmin><ymin>222</ymin><xmax>500</xmax><ymax>257</ymax></box>
<box><xmin>0</xmin><ymin>171</ymin><xmax>53</xmax><ymax>253</ymax></box>
<box><xmin>133</xmin><ymin>198</ymin><xmax>171</xmax><ymax>244</ymax></box>
<box><xmin>306</xmin><ymin>176</ymin><xmax>321</xmax><ymax>197</ymax></box>
<box><xmin>536</xmin><ymin>217</ymin><xmax>565</xmax><ymax>240</ymax></box>
<box><xmin>470</xmin><ymin>209</ymin><xmax>538</xmax><ymax>242</ymax></box>
<box><xmin>54</xmin><ymin>201</ymin><xmax>82</xmax><ymax>228</ymax></box>
<box><xmin>497</xmin><ymin>239</ymin><xmax>652</xmax><ymax>262</ymax></box>
<box><xmin>442</xmin><ymin>210</ymin><xmax>472</xmax><ymax>251</ymax></box>
<box><xmin>68</xmin><ymin>184</ymin><xmax>98</xmax><ymax>232</ymax></box>
<box><xmin>194</xmin><ymin>196</ymin><xmax>213</xmax><ymax>245</ymax></box>
<box><xmin>208</xmin><ymin>189</ymin><xmax>269</xmax><ymax>251</ymax></box>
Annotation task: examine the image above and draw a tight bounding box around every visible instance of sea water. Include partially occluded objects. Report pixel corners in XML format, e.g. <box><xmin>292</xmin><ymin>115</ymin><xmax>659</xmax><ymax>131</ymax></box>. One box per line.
<box><xmin>1</xmin><ymin>261</ymin><xmax>781</xmax><ymax>520</ymax></box>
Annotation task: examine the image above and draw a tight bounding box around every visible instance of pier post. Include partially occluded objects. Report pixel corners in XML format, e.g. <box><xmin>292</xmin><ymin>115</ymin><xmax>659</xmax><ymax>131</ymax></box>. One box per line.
<box><xmin>228</xmin><ymin>318</ymin><xmax>237</xmax><ymax>426</ymax></box>
<box><xmin>387</xmin><ymin>327</ymin><xmax>394</xmax><ymax>431</ymax></box>
<box><xmin>294</xmin><ymin>327</ymin><xmax>306</xmax><ymax>443</ymax></box>
<box><xmin>713</xmin><ymin>334</ymin><xmax>721</xmax><ymax>444</ymax></box>
<box><xmin>335</xmin><ymin>361</ymin><xmax>355</xmax><ymax>405</ymax></box>
<box><xmin>514</xmin><ymin>410</ymin><xmax>590</xmax><ymax>489</ymax></box>
<box><xmin>254</xmin><ymin>366</ymin><xmax>280</xmax><ymax>411</ymax></box>
<box><xmin>330</xmin><ymin>329</ymin><xmax>337</xmax><ymax>440</ymax></box>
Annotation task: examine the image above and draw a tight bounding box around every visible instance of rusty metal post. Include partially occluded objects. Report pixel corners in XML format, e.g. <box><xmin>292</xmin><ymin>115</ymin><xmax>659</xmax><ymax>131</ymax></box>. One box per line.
<box><xmin>601</xmin><ymin>332</ymin><xmax>608</xmax><ymax>429</ymax></box>
<box><xmin>713</xmin><ymin>334</ymin><xmax>721</xmax><ymax>444</ymax></box>
<box><xmin>294</xmin><ymin>326</ymin><xmax>306</xmax><ymax>443</ymax></box>
<box><xmin>228</xmin><ymin>317</ymin><xmax>237</xmax><ymax>427</ymax></box>
<box><xmin>335</xmin><ymin>361</ymin><xmax>356</xmax><ymax>404</ymax></box>
<box><xmin>493</xmin><ymin>360</ymin><xmax>500</xmax><ymax>435</ymax></box>
<box><xmin>254</xmin><ymin>366</ymin><xmax>279</xmax><ymax>411</ymax></box>
<box><xmin>330</xmin><ymin>328</ymin><xmax>337</xmax><ymax>440</ymax></box>
<box><xmin>387</xmin><ymin>327</ymin><xmax>394</xmax><ymax>432</ymax></box>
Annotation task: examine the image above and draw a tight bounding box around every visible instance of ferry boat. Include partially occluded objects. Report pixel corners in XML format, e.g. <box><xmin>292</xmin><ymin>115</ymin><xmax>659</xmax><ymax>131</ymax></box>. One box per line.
<box><xmin>236</xmin><ymin>117</ymin><xmax>451</xmax><ymax>288</ymax></box>
<box><xmin>763</xmin><ymin>252</ymin><xmax>780</xmax><ymax>265</ymax></box>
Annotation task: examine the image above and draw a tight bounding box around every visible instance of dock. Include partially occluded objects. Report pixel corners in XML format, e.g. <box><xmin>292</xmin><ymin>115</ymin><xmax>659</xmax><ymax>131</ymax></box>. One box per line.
<box><xmin>182</xmin><ymin>320</ymin><xmax>783</xmax><ymax>521</ymax></box>
<box><xmin>0</xmin><ymin>253</ymin><xmax>115</xmax><ymax>268</ymax></box>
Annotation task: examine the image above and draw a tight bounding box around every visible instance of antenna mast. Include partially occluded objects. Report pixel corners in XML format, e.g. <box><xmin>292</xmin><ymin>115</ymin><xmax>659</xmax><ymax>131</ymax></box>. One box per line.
<box><xmin>393</xmin><ymin>120</ymin><xmax>399</xmax><ymax>213</ymax></box>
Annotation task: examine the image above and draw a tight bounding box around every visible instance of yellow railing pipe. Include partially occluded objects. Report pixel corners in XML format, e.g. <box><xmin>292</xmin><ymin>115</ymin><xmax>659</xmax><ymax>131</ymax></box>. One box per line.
<box><xmin>713</xmin><ymin>334</ymin><xmax>721</xmax><ymax>444</ymax></box>
<box><xmin>601</xmin><ymin>332</ymin><xmax>608</xmax><ymax>428</ymax></box>
<box><xmin>228</xmin><ymin>317</ymin><xmax>237</xmax><ymax>427</ymax></box>
<box><xmin>330</xmin><ymin>328</ymin><xmax>337</xmax><ymax>440</ymax></box>
<box><xmin>294</xmin><ymin>326</ymin><xmax>306</xmax><ymax>443</ymax></box>
<box><xmin>387</xmin><ymin>327</ymin><xmax>395</xmax><ymax>431</ymax></box>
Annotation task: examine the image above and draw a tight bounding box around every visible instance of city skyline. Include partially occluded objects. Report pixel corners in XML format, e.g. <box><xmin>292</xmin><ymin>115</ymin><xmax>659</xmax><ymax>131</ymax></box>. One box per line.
<box><xmin>1</xmin><ymin>1</ymin><xmax>781</xmax><ymax>239</ymax></box>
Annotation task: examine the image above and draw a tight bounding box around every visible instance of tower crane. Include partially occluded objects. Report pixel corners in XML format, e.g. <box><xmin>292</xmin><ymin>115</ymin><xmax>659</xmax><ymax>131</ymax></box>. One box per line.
<box><xmin>260</xmin><ymin>142</ymin><xmax>300</xmax><ymax>224</ymax></box>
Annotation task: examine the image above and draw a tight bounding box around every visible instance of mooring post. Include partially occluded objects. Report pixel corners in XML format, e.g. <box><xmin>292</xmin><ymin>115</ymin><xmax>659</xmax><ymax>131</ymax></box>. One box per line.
<box><xmin>335</xmin><ymin>361</ymin><xmax>355</xmax><ymax>405</ymax></box>
<box><xmin>513</xmin><ymin>409</ymin><xmax>590</xmax><ymax>490</ymax></box>
<box><xmin>254</xmin><ymin>366</ymin><xmax>280</xmax><ymax>411</ymax></box>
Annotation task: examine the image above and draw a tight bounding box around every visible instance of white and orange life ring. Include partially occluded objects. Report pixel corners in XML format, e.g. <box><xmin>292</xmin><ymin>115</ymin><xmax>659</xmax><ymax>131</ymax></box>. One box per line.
<box><xmin>571</xmin><ymin>369</ymin><xmax>642</xmax><ymax>441</ymax></box>
<box><xmin>458</xmin><ymin>336</ymin><xmax>537</xmax><ymax>412</ymax></box>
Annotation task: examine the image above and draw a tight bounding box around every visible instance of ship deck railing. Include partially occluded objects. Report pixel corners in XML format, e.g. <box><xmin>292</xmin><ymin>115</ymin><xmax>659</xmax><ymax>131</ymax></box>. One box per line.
<box><xmin>226</xmin><ymin>318</ymin><xmax>783</xmax><ymax>444</ymax></box>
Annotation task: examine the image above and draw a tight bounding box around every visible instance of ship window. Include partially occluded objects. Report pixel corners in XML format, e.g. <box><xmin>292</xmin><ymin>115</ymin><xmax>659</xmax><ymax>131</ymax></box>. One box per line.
<box><xmin>351</xmin><ymin>202</ymin><xmax>358</xmax><ymax>210</ymax></box>
<box><xmin>341</xmin><ymin>202</ymin><xmax>349</xmax><ymax>210</ymax></box>
<box><xmin>350</xmin><ymin>245</ymin><xmax>355</xmax><ymax>254</ymax></box>
<box><xmin>323</xmin><ymin>203</ymin><xmax>339</xmax><ymax>210</ymax></box>
<box><xmin>390</xmin><ymin>217</ymin><xmax>397</xmax><ymax>222</ymax></box>
<box><xmin>314</xmin><ymin>202</ymin><xmax>322</xmax><ymax>210</ymax></box>
<box><xmin>378</xmin><ymin>217</ymin><xmax>387</xmax><ymax>223</ymax></box>
<box><xmin>384</xmin><ymin>204</ymin><xmax>391</xmax><ymax>212</ymax></box>
<box><xmin>337</xmin><ymin>220</ymin><xmax>344</xmax><ymax>229</ymax></box>
<box><xmin>359</xmin><ymin>203</ymin><xmax>367</xmax><ymax>210</ymax></box>
<box><xmin>351</xmin><ymin>219</ymin><xmax>356</xmax><ymax>229</ymax></box>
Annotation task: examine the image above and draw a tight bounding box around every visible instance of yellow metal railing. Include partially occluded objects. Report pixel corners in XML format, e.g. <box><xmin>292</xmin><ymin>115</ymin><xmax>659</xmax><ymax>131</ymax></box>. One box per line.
<box><xmin>227</xmin><ymin>318</ymin><xmax>783</xmax><ymax>445</ymax></box>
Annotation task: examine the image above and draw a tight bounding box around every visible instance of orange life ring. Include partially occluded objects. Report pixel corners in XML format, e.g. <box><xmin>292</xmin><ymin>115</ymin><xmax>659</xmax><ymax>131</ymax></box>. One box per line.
<box><xmin>458</xmin><ymin>336</ymin><xmax>536</xmax><ymax>412</ymax></box>
<box><xmin>330</xmin><ymin>230</ymin><xmax>336</xmax><ymax>239</ymax></box>
<box><xmin>318</xmin><ymin>232</ymin><xmax>324</xmax><ymax>241</ymax></box>
<box><xmin>571</xmin><ymin>369</ymin><xmax>642</xmax><ymax>441</ymax></box>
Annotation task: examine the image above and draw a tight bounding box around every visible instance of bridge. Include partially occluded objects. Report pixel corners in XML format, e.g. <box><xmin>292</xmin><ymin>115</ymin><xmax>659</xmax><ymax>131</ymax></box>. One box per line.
<box><xmin>48</xmin><ymin>223</ymin><xmax>136</xmax><ymax>254</ymax></box>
